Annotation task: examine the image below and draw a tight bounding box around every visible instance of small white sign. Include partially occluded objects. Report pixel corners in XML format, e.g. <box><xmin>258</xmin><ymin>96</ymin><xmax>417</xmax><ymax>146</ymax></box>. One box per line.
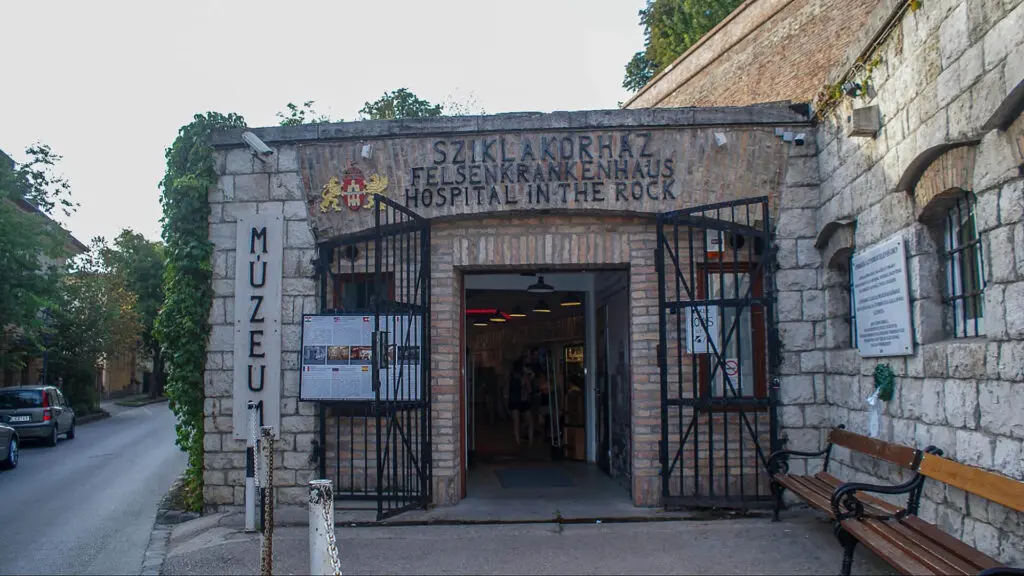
<box><xmin>852</xmin><ymin>236</ymin><xmax>914</xmax><ymax>357</ymax></box>
<box><xmin>686</xmin><ymin>304</ymin><xmax>720</xmax><ymax>354</ymax></box>
<box><xmin>706</xmin><ymin>229</ymin><xmax>723</xmax><ymax>256</ymax></box>
<box><xmin>233</xmin><ymin>215</ymin><xmax>284</xmax><ymax>439</ymax></box>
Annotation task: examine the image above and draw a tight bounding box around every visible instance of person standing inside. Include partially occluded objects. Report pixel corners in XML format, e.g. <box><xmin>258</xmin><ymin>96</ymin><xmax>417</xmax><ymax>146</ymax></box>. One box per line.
<box><xmin>508</xmin><ymin>352</ymin><xmax>534</xmax><ymax>446</ymax></box>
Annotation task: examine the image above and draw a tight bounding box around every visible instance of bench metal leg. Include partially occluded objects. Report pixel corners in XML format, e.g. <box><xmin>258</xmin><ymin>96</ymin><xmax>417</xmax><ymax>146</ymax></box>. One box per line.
<box><xmin>770</xmin><ymin>480</ymin><xmax>784</xmax><ymax>522</ymax></box>
<box><xmin>833</xmin><ymin>524</ymin><xmax>858</xmax><ymax>576</ymax></box>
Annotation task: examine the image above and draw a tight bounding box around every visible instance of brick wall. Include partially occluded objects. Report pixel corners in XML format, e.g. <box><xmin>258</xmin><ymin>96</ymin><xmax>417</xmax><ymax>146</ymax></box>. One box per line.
<box><xmin>807</xmin><ymin>0</ymin><xmax>1024</xmax><ymax>564</ymax></box>
<box><xmin>625</xmin><ymin>0</ymin><xmax>882</xmax><ymax>109</ymax></box>
<box><xmin>428</xmin><ymin>215</ymin><xmax>664</xmax><ymax>505</ymax></box>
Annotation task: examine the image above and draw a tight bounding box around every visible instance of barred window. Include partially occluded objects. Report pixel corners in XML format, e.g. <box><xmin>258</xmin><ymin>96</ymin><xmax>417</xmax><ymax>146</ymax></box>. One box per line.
<box><xmin>943</xmin><ymin>194</ymin><xmax>985</xmax><ymax>338</ymax></box>
<box><xmin>848</xmin><ymin>253</ymin><xmax>858</xmax><ymax>348</ymax></box>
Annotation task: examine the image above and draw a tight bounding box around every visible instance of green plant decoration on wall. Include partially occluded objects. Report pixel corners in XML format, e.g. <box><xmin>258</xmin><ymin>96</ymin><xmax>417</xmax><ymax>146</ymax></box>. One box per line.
<box><xmin>156</xmin><ymin>112</ymin><xmax>246</xmax><ymax>512</ymax></box>
<box><xmin>873</xmin><ymin>363</ymin><xmax>895</xmax><ymax>402</ymax></box>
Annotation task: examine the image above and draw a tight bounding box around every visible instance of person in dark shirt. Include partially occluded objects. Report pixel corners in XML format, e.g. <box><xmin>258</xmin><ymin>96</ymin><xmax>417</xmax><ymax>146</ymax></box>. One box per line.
<box><xmin>508</xmin><ymin>352</ymin><xmax>534</xmax><ymax>446</ymax></box>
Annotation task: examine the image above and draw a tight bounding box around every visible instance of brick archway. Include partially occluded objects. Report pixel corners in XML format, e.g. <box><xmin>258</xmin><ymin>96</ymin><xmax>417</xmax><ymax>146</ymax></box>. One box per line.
<box><xmin>427</xmin><ymin>213</ymin><xmax>664</xmax><ymax>507</ymax></box>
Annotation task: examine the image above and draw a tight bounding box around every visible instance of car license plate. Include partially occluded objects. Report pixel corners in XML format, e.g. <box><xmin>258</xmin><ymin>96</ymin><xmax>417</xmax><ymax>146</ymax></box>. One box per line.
<box><xmin>9</xmin><ymin>415</ymin><xmax>30</xmax><ymax>422</ymax></box>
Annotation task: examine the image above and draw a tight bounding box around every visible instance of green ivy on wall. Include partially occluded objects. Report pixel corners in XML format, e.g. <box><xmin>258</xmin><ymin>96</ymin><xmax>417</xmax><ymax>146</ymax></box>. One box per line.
<box><xmin>156</xmin><ymin>112</ymin><xmax>246</xmax><ymax>511</ymax></box>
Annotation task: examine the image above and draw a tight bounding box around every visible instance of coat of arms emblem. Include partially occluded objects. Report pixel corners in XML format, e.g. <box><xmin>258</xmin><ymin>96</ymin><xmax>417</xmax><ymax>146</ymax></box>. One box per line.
<box><xmin>320</xmin><ymin>166</ymin><xmax>389</xmax><ymax>213</ymax></box>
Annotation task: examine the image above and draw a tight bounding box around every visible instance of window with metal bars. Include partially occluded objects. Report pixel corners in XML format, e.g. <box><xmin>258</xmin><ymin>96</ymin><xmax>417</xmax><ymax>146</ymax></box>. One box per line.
<box><xmin>943</xmin><ymin>193</ymin><xmax>985</xmax><ymax>338</ymax></box>
<box><xmin>848</xmin><ymin>253</ymin><xmax>858</xmax><ymax>348</ymax></box>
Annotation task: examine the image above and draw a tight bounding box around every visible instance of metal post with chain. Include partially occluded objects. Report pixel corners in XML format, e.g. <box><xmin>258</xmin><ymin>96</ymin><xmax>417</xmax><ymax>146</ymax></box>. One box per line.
<box><xmin>309</xmin><ymin>479</ymin><xmax>342</xmax><ymax>576</ymax></box>
<box><xmin>259</xmin><ymin>426</ymin><xmax>274</xmax><ymax>576</ymax></box>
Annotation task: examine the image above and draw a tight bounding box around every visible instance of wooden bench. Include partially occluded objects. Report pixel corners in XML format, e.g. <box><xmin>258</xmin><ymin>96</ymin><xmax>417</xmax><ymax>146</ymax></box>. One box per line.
<box><xmin>832</xmin><ymin>450</ymin><xmax>1024</xmax><ymax>576</ymax></box>
<box><xmin>767</xmin><ymin>427</ymin><xmax>1024</xmax><ymax>576</ymax></box>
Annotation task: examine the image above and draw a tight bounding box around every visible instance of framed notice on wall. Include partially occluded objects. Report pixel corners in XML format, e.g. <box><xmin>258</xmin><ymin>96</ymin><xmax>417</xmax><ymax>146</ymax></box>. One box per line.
<box><xmin>852</xmin><ymin>236</ymin><xmax>914</xmax><ymax>357</ymax></box>
<box><xmin>299</xmin><ymin>313</ymin><xmax>423</xmax><ymax>401</ymax></box>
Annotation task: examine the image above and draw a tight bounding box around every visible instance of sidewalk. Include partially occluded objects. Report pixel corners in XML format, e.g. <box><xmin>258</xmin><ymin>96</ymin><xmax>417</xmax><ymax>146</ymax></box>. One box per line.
<box><xmin>160</xmin><ymin>510</ymin><xmax>896</xmax><ymax>575</ymax></box>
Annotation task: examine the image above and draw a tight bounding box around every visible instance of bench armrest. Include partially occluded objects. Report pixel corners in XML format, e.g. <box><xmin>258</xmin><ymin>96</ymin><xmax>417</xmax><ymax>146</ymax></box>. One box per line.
<box><xmin>767</xmin><ymin>447</ymin><xmax>831</xmax><ymax>474</ymax></box>
<box><xmin>768</xmin><ymin>425</ymin><xmax>846</xmax><ymax>475</ymax></box>
<box><xmin>830</xmin><ymin>474</ymin><xmax>924</xmax><ymax>521</ymax></box>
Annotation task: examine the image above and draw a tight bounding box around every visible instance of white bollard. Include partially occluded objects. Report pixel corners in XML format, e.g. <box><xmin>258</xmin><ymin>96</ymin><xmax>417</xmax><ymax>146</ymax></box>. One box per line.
<box><xmin>245</xmin><ymin>401</ymin><xmax>259</xmax><ymax>533</ymax></box>
<box><xmin>308</xmin><ymin>480</ymin><xmax>339</xmax><ymax>576</ymax></box>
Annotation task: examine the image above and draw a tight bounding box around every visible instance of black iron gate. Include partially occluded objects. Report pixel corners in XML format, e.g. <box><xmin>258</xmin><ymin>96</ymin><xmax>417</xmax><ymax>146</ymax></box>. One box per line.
<box><xmin>655</xmin><ymin>197</ymin><xmax>779</xmax><ymax>508</ymax></box>
<box><xmin>318</xmin><ymin>195</ymin><xmax>431</xmax><ymax>520</ymax></box>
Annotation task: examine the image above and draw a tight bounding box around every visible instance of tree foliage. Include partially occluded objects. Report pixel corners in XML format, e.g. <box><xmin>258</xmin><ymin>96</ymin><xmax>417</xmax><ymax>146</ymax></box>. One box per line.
<box><xmin>276</xmin><ymin>100</ymin><xmax>336</xmax><ymax>126</ymax></box>
<box><xmin>623</xmin><ymin>0</ymin><xmax>744</xmax><ymax>92</ymax></box>
<box><xmin>359</xmin><ymin>88</ymin><xmax>443</xmax><ymax>120</ymax></box>
<box><xmin>99</xmin><ymin>229</ymin><xmax>167</xmax><ymax>396</ymax></box>
<box><xmin>157</xmin><ymin>111</ymin><xmax>246</xmax><ymax>512</ymax></box>
<box><xmin>0</xmin><ymin>146</ymin><xmax>77</xmax><ymax>372</ymax></box>
<box><xmin>47</xmin><ymin>239</ymin><xmax>142</xmax><ymax>411</ymax></box>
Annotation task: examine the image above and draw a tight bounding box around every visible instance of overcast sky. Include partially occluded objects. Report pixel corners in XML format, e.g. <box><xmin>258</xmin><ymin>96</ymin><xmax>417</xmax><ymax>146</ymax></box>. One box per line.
<box><xmin>0</xmin><ymin>0</ymin><xmax>647</xmax><ymax>244</ymax></box>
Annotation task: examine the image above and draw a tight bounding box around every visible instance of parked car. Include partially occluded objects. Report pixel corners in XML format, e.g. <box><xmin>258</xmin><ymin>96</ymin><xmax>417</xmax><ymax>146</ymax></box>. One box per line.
<box><xmin>0</xmin><ymin>386</ymin><xmax>76</xmax><ymax>447</ymax></box>
<box><xmin>0</xmin><ymin>423</ymin><xmax>17</xmax><ymax>469</ymax></box>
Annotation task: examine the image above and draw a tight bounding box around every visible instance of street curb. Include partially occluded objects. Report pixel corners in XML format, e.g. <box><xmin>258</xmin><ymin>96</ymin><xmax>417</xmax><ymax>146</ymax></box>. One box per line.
<box><xmin>116</xmin><ymin>396</ymin><xmax>169</xmax><ymax>407</ymax></box>
<box><xmin>77</xmin><ymin>410</ymin><xmax>111</xmax><ymax>425</ymax></box>
<box><xmin>140</xmin><ymin>474</ymin><xmax>199</xmax><ymax>575</ymax></box>
<box><xmin>140</xmin><ymin>525</ymin><xmax>171</xmax><ymax>576</ymax></box>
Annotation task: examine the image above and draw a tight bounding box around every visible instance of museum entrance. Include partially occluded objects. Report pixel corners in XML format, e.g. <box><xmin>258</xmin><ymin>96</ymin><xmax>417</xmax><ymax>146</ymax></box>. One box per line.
<box><xmin>461</xmin><ymin>270</ymin><xmax>631</xmax><ymax>503</ymax></box>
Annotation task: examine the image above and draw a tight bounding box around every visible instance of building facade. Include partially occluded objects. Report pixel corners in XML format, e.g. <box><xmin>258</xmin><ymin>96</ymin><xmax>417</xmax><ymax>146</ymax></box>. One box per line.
<box><xmin>202</xmin><ymin>0</ymin><xmax>1023</xmax><ymax>564</ymax></box>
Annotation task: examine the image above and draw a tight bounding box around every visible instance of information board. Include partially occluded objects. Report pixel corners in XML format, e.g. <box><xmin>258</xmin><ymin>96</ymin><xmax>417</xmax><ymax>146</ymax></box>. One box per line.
<box><xmin>852</xmin><ymin>236</ymin><xmax>914</xmax><ymax>357</ymax></box>
<box><xmin>299</xmin><ymin>314</ymin><xmax>423</xmax><ymax>401</ymax></box>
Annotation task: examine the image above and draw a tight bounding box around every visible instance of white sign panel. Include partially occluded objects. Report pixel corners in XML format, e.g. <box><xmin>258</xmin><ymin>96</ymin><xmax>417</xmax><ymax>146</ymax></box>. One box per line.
<box><xmin>852</xmin><ymin>236</ymin><xmax>914</xmax><ymax>357</ymax></box>
<box><xmin>706</xmin><ymin>229</ymin><xmax>723</xmax><ymax>256</ymax></box>
<box><xmin>299</xmin><ymin>314</ymin><xmax>423</xmax><ymax>401</ymax></box>
<box><xmin>233</xmin><ymin>215</ymin><xmax>284</xmax><ymax>439</ymax></box>
<box><xmin>686</xmin><ymin>304</ymin><xmax>720</xmax><ymax>354</ymax></box>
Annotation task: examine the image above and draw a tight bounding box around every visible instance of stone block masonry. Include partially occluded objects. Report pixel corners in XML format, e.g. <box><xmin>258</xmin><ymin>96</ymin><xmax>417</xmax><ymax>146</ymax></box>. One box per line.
<box><xmin>807</xmin><ymin>0</ymin><xmax>1024</xmax><ymax>564</ymax></box>
<box><xmin>203</xmin><ymin>146</ymin><xmax>320</xmax><ymax>511</ymax></box>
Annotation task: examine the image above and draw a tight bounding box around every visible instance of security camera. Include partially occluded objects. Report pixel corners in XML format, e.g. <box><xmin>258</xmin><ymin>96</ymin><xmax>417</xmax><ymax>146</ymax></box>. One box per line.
<box><xmin>242</xmin><ymin>131</ymin><xmax>274</xmax><ymax>157</ymax></box>
<box><xmin>794</xmin><ymin>133</ymin><xmax>806</xmax><ymax>146</ymax></box>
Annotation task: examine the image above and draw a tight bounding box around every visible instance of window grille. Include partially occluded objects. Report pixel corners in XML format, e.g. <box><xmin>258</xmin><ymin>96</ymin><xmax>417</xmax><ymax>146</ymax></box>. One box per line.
<box><xmin>848</xmin><ymin>253</ymin><xmax>858</xmax><ymax>348</ymax></box>
<box><xmin>943</xmin><ymin>194</ymin><xmax>985</xmax><ymax>338</ymax></box>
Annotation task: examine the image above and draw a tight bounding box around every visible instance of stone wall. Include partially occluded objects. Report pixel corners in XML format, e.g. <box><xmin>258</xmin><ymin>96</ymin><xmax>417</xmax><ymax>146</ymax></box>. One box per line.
<box><xmin>204</xmin><ymin>145</ymin><xmax>319</xmax><ymax>510</ymax></box>
<box><xmin>804</xmin><ymin>0</ymin><xmax>1024</xmax><ymax>564</ymax></box>
<box><xmin>624</xmin><ymin>0</ymin><xmax>882</xmax><ymax>109</ymax></box>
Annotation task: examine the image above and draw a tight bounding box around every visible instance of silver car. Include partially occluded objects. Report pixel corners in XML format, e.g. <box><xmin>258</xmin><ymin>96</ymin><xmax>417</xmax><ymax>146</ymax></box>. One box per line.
<box><xmin>0</xmin><ymin>386</ymin><xmax>76</xmax><ymax>447</ymax></box>
<box><xmin>0</xmin><ymin>423</ymin><xmax>17</xmax><ymax>469</ymax></box>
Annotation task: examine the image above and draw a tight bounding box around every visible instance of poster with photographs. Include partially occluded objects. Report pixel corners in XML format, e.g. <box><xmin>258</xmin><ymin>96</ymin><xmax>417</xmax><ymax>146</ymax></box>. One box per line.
<box><xmin>299</xmin><ymin>314</ymin><xmax>423</xmax><ymax>401</ymax></box>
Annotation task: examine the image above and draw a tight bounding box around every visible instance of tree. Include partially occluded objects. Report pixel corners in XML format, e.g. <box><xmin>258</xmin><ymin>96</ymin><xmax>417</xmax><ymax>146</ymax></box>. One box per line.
<box><xmin>276</xmin><ymin>100</ymin><xmax>336</xmax><ymax>126</ymax></box>
<box><xmin>99</xmin><ymin>230</ymin><xmax>167</xmax><ymax>397</ymax></box>
<box><xmin>359</xmin><ymin>88</ymin><xmax>443</xmax><ymax>120</ymax></box>
<box><xmin>623</xmin><ymin>0</ymin><xmax>745</xmax><ymax>92</ymax></box>
<box><xmin>0</xmin><ymin>145</ymin><xmax>78</xmax><ymax>374</ymax></box>
<box><xmin>47</xmin><ymin>238</ymin><xmax>141</xmax><ymax>411</ymax></box>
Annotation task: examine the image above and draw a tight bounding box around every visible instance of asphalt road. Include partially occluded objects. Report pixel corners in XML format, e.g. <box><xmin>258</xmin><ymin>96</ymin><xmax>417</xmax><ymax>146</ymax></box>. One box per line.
<box><xmin>0</xmin><ymin>401</ymin><xmax>185</xmax><ymax>575</ymax></box>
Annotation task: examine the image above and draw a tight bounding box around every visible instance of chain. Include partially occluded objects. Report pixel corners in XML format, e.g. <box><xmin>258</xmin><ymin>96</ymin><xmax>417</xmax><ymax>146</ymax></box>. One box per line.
<box><xmin>260</xmin><ymin>429</ymin><xmax>274</xmax><ymax>576</ymax></box>
<box><xmin>250</xmin><ymin>408</ymin><xmax>260</xmax><ymax>488</ymax></box>
<box><xmin>320</xmin><ymin>497</ymin><xmax>343</xmax><ymax>576</ymax></box>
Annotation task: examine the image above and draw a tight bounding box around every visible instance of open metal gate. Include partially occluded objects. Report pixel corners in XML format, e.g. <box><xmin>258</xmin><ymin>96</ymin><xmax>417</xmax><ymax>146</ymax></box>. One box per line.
<box><xmin>318</xmin><ymin>195</ymin><xmax>430</xmax><ymax>520</ymax></box>
<box><xmin>655</xmin><ymin>197</ymin><xmax>779</xmax><ymax>508</ymax></box>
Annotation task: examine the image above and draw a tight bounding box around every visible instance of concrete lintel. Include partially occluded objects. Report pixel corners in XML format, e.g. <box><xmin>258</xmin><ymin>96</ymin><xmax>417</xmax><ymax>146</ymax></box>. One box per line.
<box><xmin>210</xmin><ymin>105</ymin><xmax>811</xmax><ymax>149</ymax></box>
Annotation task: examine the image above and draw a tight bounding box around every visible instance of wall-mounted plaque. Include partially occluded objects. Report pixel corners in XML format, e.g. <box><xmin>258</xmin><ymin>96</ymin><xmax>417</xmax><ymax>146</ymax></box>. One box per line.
<box><xmin>852</xmin><ymin>235</ymin><xmax>914</xmax><ymax>357</ymax></box>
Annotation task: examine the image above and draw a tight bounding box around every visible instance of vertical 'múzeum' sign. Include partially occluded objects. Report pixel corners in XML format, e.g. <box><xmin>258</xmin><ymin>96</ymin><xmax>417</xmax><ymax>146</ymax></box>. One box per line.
<box><xmin>233</xmin><ymin>215</ymin><xmax>283</xmax><ymax>439</ymax></box>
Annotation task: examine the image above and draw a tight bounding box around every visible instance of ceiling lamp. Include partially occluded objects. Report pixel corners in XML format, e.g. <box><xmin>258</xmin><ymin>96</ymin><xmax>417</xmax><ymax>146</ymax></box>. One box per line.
<box><xmin>508</xmin><ymin>306</ymin><xmax>527</xmax><ymax>318</ymax></box>
<box><xmin>527</xmin><ymin>276</ymin><xmax>555</xmax><ymax>294</ymax></box>
<box><xmin>472</xmin><ymin>319</ymin><xmax>489</xmax><ymax>327</ymax></box>
<box><xmin>560</xmin><ymin>292</ymin><xmax>582</xmax><ymax>307</ymax></box>
<box><xmin>533</xmin><ymin>299</ymin><xmax>551</xmax><ymax>313</ymax></box>
<box><xmin>489</xmin><ymin>310</ymin><xmax>507</xmax><ymax>323</ymax></box>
